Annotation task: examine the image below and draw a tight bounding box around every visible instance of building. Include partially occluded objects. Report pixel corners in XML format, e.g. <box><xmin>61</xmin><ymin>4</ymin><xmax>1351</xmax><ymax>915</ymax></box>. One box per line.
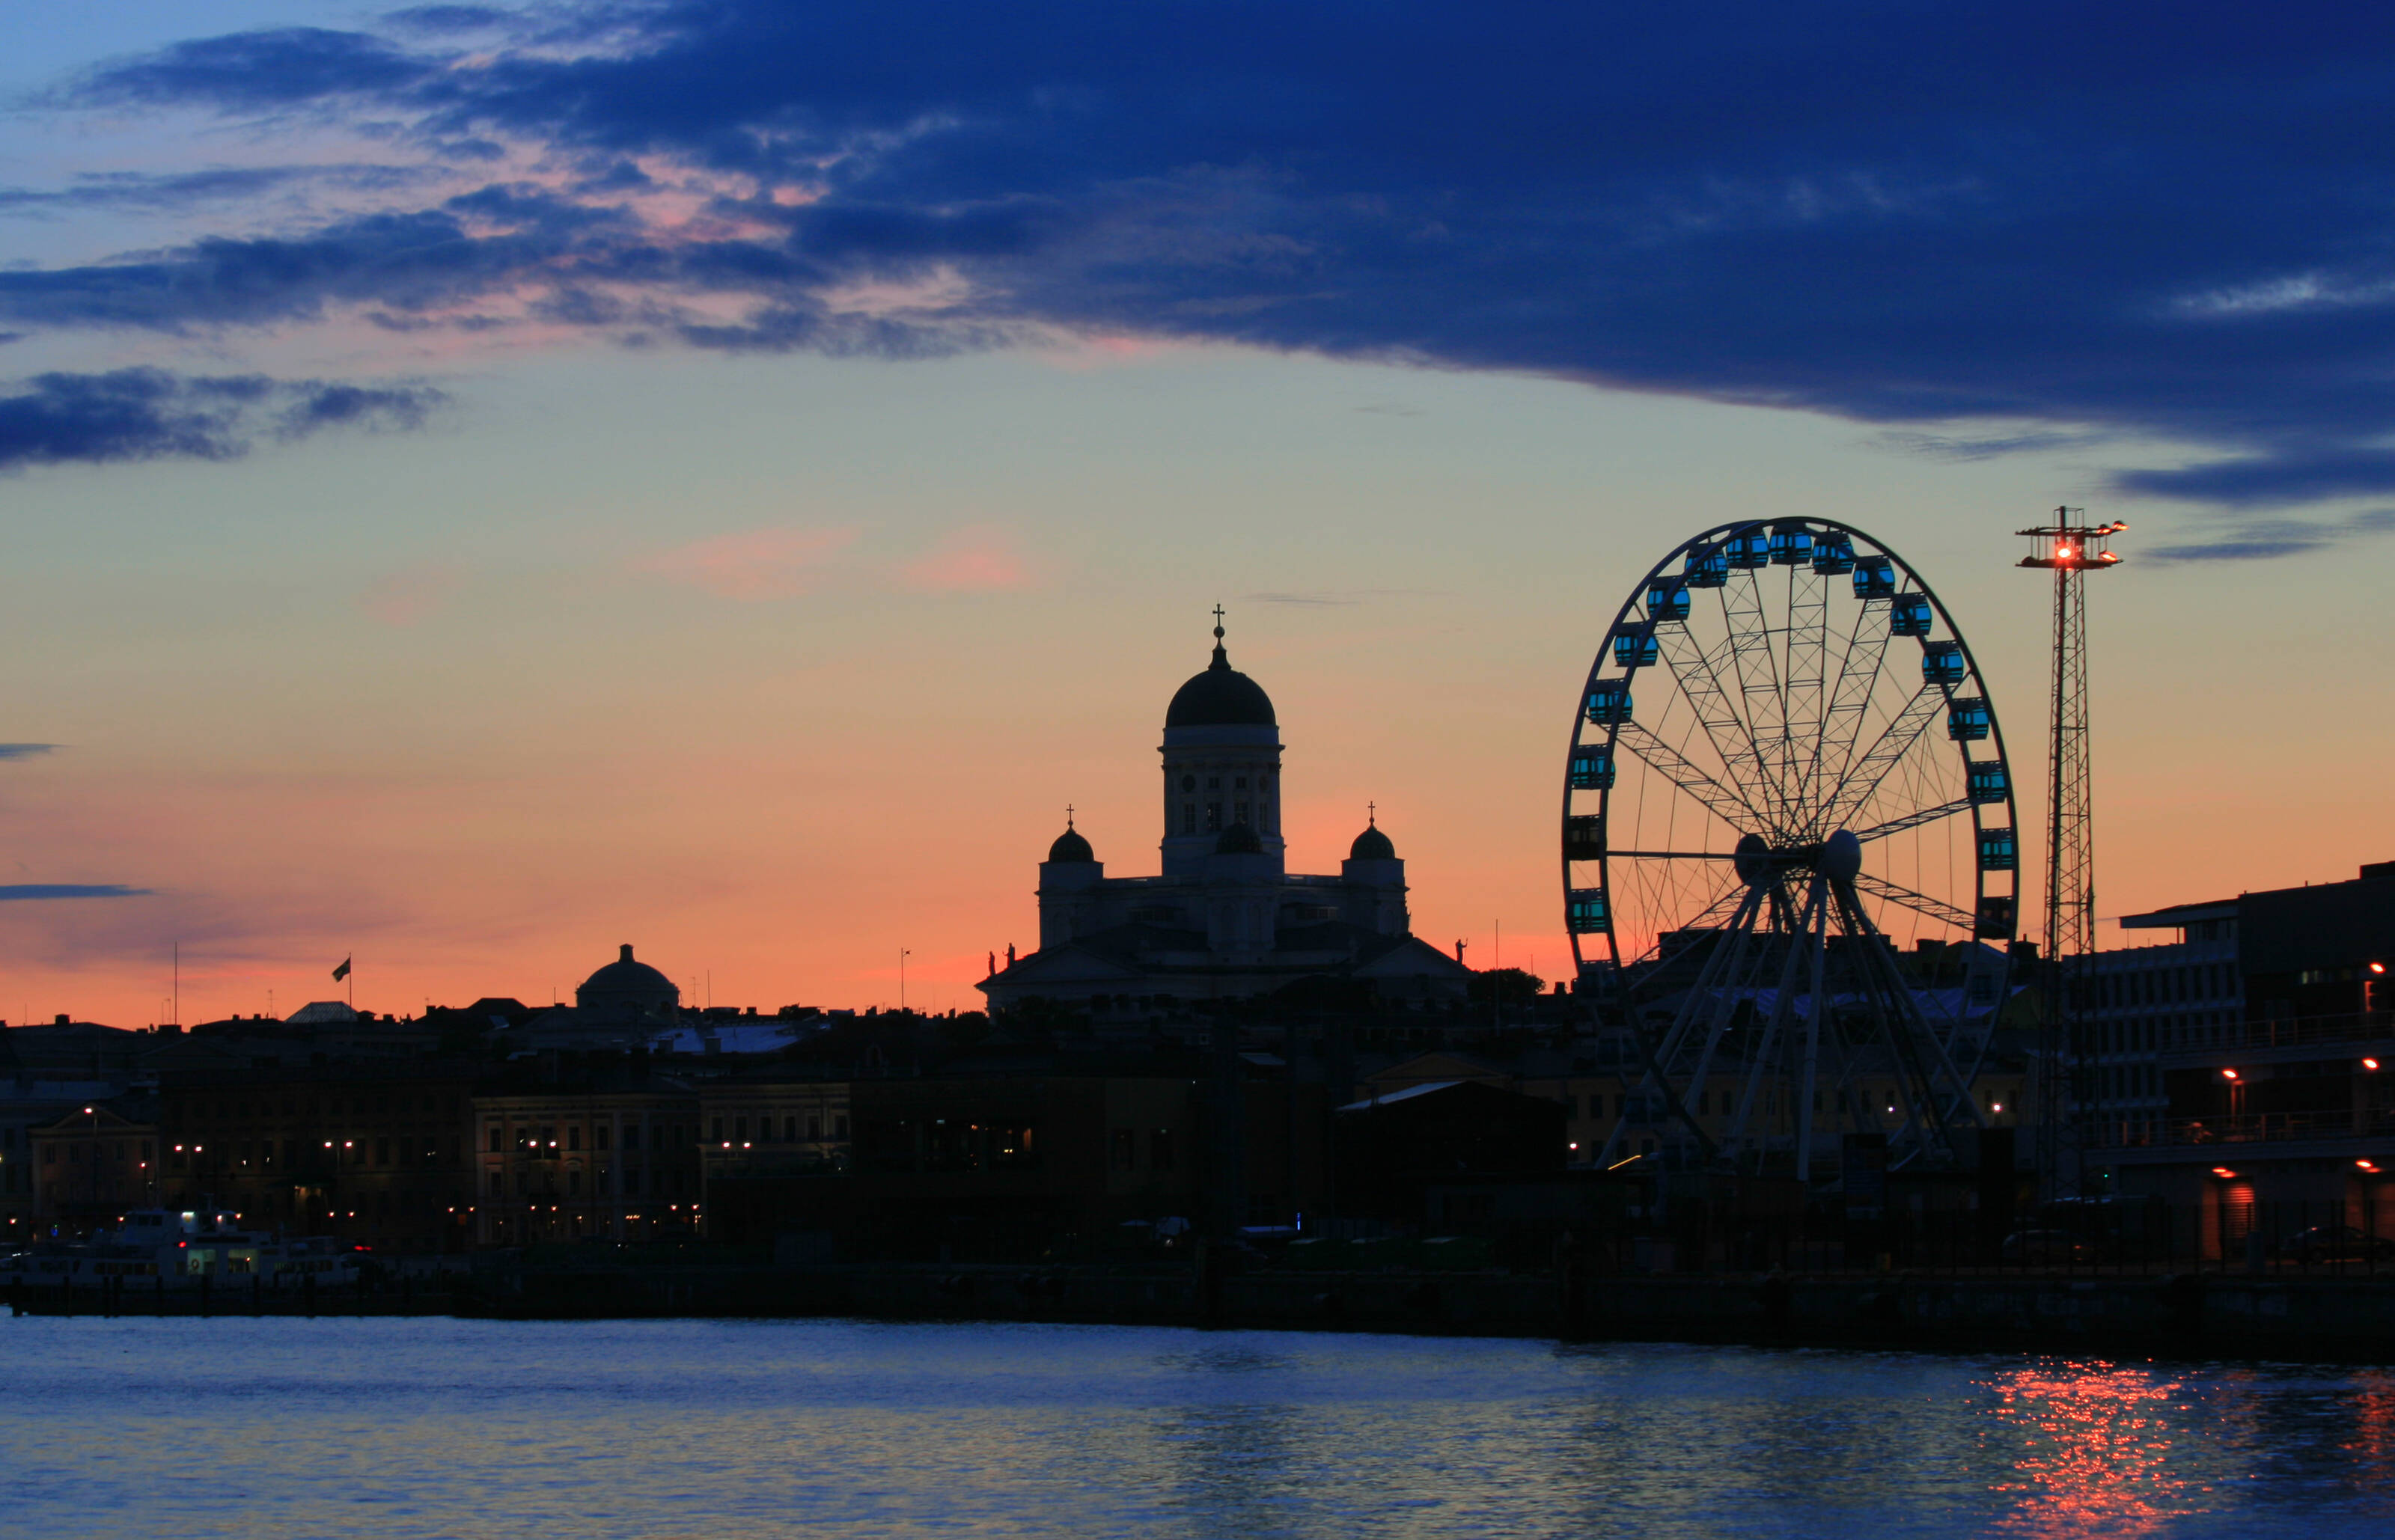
<box><xmin>2097</xmin><ymin>860</ymin><xmax>2395</xmax><ymax>1250</ymax></box>
<box><xmin>697</xmin><ymin>1073</ymin><xmax>852</xmax><ymax>1185</ymax></box>
<box><xmin>28</xmin><ymin>1099</ymin><xmax>159</xmax><ymax>1229</ymax></box>
<box><xmin>157</xmin><ymin>1067</ymin><xmax>480</xmax><ymax>1254</ymax></box>
<box><xmin>981</xmin><ymin>617</ymin><xmax>1472</xmax><ymax>1015</ymax></box>
<box><xmin>472</xmin><ymin>1076</ymin><xmax>703</xmax><ymax>1246</ymax></box>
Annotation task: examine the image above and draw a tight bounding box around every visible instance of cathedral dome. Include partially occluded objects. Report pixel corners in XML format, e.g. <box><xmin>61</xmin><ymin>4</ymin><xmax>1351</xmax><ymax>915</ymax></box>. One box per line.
<box><xmin>1216</xmin><ymin>820</ymin><xmax>1263</xmax><ymax>855</ymax></box>
<box><xmin>576</xmin><ymin>944</ymin><xmax>679</xmax><ymax>1018</ymax></box>
<box><xmin>1165</xmin><ymin>622</ymin><xmax>1276</xmax><ymax>727</ymax></box>
<box><xmin>1349</xmin><ymin>819</ymin><xmax>1397</xmax><ymax>861</ymax></box>
<box><xmin>1047</xmin><ymin>822</ymin><xmax>1095</xmax><ymax>862</ymax></box>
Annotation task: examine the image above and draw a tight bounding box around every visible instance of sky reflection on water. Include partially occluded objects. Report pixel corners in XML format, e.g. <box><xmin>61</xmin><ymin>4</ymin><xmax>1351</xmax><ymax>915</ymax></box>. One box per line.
<box><xmin>1</xmin><ymin>1319</ymin><xmax>2390</xmax><ymax>1539</ymax></box>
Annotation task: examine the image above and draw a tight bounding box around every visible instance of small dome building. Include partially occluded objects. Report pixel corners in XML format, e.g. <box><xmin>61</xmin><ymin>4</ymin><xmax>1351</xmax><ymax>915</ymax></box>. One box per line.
<box><xmin>576</xmin><ymin>944</ymin><xmax>680</xmax><ymax>1021</ymax></box>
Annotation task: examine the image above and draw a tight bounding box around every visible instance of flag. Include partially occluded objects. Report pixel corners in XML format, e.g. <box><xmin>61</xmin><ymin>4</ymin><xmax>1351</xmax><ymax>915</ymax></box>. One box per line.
<box><xmin>332</xmin><ymin>956</ymin><xmax>351</xmax><ymax>982</ymax></box>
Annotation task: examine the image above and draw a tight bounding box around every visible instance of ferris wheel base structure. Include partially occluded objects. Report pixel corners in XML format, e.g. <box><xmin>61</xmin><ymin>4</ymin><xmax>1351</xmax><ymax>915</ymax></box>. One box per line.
<box><xmin>1563</xmin><ymin>520</ymin><xmax>2024</xmax><ymax>1181</ymax></box>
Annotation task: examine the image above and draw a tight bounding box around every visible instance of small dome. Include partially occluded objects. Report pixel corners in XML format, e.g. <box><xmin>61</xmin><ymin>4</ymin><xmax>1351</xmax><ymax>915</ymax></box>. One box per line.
<box><xmin>1165</xmin><ymin>620</ymin><xmax>1276</xmax><ymax>727</ymax></box>
<box><xmin>1350</xmin><ymin>822</ymin><xmax>1397</xmax><ymax>861</ymax></box>
<box><xmin>1048</xmin><ymin>824</ymin><xmax>1095</xmax><ymax>862</ymax></box>
<box><xmin>577</xmin><ymin>943</ymin><xmax>679</xmax><ymax>1019</ymax></box>
<box><xmin>1215</xmin><ymin>820</ymin><xmax>1263</xmax><ymax>855</ymax></box>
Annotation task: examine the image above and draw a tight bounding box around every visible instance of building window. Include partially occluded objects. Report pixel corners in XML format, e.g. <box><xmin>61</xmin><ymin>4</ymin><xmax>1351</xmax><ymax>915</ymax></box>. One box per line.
<box><xmin>808</xmin><ymin>1116</ymin><xmax>822</xmax><ymax>1141</ymax></box>
<box><xmin>1235</xmin><ymin>801</ymin><xmax>1249</xmax><ymax>824</ymax></box>
<box><xmin>625</xmin><ymin>1125</ymin><xmax>641</xmax><ymax>1152</ymax></box>
<box><xmin>785</xmin><ymin>1116</ymin><xmax>799</xmax><ymax>1142</ymax></box>
<box><xmin>1234</xmin><ymin>777</ymin><xmax>1246</xmax><ymax>790</ymax></box>
<box><xmin>734</xmin><ymin>1117</ymin><xmax>747</xmax><ymax>1141</ymax></box>
<box><xmin>597</xmin><ymin>1125</ymin><xmax>611</xmax><ymax>1152</ymax></box>
<box><xmin>569</xmin><ymin>1170</ymin><xmax>582</xmax><ymax>1195</ymax></box>
<box><xmin>1205</xmin><ymin>804</ymin><xmax>1221</xmax><ymax>831</ymax></box>
<box><xmin>376</xmin><ymin>1137</ymin><xmax>391</xmax><ymax>1166</ymax></box>
<box><xmin>1110</xmin><ymin>1128</ymin><xmax>1136</xmax><ymax>1171</ymax></box>
<box><xmin>1150</xmin><ymin>1128</ymin><xmax>1174</xmax><ymax>1171</ymax></box>
<box><xmin>1183</xmin><ymin>805</ymin><xmax>1197</xmax><ymax>834</ymax></box>
<box><xmin>712</xmin><ymin>1117</ymin><xmax>724</xmax><ymax>1143</ymax></box>
<box><xmin>569</xmin><ymin>1127</ymin><xmax>582</xmax><ymax>1152</ymax></box>
<box><xmin>835</xmin><ymin>1116</ymin><xmax>849</xmax><ymax>1140</ymax></box>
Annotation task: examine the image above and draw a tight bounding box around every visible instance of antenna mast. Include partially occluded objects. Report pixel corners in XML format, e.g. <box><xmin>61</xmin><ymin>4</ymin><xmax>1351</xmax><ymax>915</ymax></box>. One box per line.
<box><xmin>2016</xmin><ymin>510</ymin><xmax>2126</xmax><ymax>1200</ymax></box>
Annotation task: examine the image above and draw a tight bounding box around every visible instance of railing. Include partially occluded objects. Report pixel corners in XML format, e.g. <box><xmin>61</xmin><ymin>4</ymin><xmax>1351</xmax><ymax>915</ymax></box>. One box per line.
<box><xmin>2087</xmin><ymin>1110</ymin><xmax>2395</xmax><ymax>1148</ymax></box>
<box><xmin>1575</xmin><ymin>1196</ymin><xmax>2395</xmax><ymax>1278</ymax></box>
<box><xmin>2195</xmin><ymin>1011</ymin><xmax>2395</xmax><ymax>1053</ymax></box>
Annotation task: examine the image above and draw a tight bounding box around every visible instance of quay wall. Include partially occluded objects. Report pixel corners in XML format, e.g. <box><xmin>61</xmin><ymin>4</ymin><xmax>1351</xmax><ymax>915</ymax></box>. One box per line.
<box><xmin>13</xmin><ymin>1265</ymin><xmax>2395</xmax><ymax>1360</ymax></box>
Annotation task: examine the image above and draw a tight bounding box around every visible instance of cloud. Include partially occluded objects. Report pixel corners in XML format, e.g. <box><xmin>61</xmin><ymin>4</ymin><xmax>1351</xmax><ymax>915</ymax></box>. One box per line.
<box><xmin>0</xmin><ymin>884</ymin><xmax>151</xmax><ymax>901</ymax></box>
<box><xmin>20</xmin><ymin>2</ymin><xmax>2395</xmax><ymax>531</ymax></box>
<box><xmin>0</xmin><ymin>369</ymin><xmax>443</xmax><ymax>471</ymax></box>
<box><xmin>898</xmin><ymin>525</ymin><xmax>1030</xmax><ymax>592</ymax></box>
<box><xmin>636</xmin><ymin>525</ymin><xmax>858</xmax><ymax>599</ymax></box>
<box><xmin>2144</xmin><ymin>508</ymin><xmax>2395</xmax><ymax>565</ymax></box>
<box><xmin>0</xmin><ymin>744</ymin><xmax>58</xmax><ymax>760</ymax></box>
<box><xmin>359</xmin><ymin>564</ymin><xmax>464</xmax><ymax>624</ymax></box>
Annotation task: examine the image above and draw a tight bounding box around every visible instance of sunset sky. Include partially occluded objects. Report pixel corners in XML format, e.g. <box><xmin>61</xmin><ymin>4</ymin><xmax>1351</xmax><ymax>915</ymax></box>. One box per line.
<box><xmin>3</xmin><ymin>3</ymin><xmax>2392</xmax><ymax>1027</ymax></box>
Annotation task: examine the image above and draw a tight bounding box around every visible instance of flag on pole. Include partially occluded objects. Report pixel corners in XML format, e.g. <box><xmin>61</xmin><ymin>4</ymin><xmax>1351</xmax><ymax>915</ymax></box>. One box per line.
<box><xmin>332</xmin><ymin>956</ymin><xmax>352</xmax><ymax>982</ymax></box>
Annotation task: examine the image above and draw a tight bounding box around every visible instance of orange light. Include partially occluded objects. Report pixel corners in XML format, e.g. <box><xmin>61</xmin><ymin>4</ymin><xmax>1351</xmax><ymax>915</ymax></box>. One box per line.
<box><xmin>2361</xmin><ymin>1161</ymin><xmax>2382</xmax><ymax>1173</ymax></box>
<box><xmin>2367</xmin><ymin>1059</ymin><xmax>2382</xmax><ymax>1072</ymax></box>
<box><xmin>2212</xmin><ymin>1167</ymin><xmax>2236</xmax><ymax>1179</ymax></box>
<box><xmin>2221</xmin><ymin>1068</ymin><xmax>2239</xmax><ymax>1081</ymax></box>
<box><xmin>2054</xmin><ymin>543</ymin><xmax>2072</xmax><ymax>559</ymax></box>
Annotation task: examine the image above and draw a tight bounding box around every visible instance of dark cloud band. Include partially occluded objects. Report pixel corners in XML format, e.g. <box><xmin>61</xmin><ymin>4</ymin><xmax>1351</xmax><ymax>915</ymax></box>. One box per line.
<box><xmin>0</xmin><ymin>370</ymin><xmax>444</xmax><ymax>470</ymax></box>
<box><xmin>22</xmin><ymin>2</ymin><xmax>2395</xmax><ymax>532</ymax></box>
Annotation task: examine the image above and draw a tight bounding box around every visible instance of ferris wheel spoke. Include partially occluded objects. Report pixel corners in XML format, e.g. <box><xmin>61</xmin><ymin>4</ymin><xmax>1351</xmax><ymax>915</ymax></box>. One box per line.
<box><xmin>1722</xmin><ymin>566</ymin><xmax>1793</xmax><ymax>825</ymax></box>
<box><xmin>1605</xmin><ymin>849</ymin><xmax>1739</xmax><ymax>860</ymax></box>
<box><xmin>1819</xmin><ymin>681</ymin><xmax>1944</xmax><ymax>832</ymax></box>
<box><xmin>1848</xmin><ymin>872</ymin><xmax>1979</xmax><ymax>933</ymax></box>
<box><xmin>1852</xmin><ymin>797</ymin><xmax>1973</xmax><ymax>843</ymax></box>
<box><xmin>1614</xmin><ymin>720</ymin><xmax>1767</xmax><ymax>831</ymax></box>
<box><xmin>1654</xmin><ymin>615</ymin><xmax>1773</xmax><ymax>810</ymax></box>
<box><xmin>1810</xmin><ymin>599</ymin><xmax>1894</xmax><ymax>826</ymax></box>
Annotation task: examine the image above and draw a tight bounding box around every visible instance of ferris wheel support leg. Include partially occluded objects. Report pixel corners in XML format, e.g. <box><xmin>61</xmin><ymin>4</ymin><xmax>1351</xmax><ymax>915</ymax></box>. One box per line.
<box><xmin>1730</xmin><ymin>879</ymin><xmax>1821</xmax><ymax>1168</ymax></box>
<box><xmin>1676</xmin><ymin>890</ymin><xmax>1775</xmax><ymax>1160</ymax></box>
<box><xmin>1793</xmin><ymin>878</ymin><xmax>1832</xmax><ymax>1185</ymax></box>
<box><xmin>1604</xmin><ymin>884</ymin><xmax>1765</xmax><ymax>1170</ymax></box>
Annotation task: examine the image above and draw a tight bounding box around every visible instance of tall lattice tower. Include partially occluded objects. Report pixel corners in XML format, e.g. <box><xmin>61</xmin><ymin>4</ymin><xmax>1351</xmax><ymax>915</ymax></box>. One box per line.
<box><xmin>2017</xmin><ymin>510</ymin><xmax>2125</xmax><ymax>1197</ymax></box>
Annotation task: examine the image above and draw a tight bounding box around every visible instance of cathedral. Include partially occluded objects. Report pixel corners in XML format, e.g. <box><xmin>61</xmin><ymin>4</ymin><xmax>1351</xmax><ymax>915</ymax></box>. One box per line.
<box><xmin>979</xmin><ymin>617</ymin><xmax>1473</xmax><ymax>1012</ymax></box>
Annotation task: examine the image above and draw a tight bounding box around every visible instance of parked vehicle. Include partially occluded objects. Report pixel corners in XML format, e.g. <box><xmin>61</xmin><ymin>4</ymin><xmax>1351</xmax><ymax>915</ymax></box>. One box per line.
<box><xmin>1999</xmin><ymin>1229</ymin><xmax>2097</xmax><ymax>1265</ymax></box>
<box><xmin>2275</xmin><ymin>1226</ymin><xmax>2395</xmax><ymax>1265</ymax></box>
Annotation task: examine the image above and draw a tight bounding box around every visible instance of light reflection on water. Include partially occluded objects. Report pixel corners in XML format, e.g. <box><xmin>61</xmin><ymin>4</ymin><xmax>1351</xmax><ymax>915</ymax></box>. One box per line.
<box><xmin>1</xmin><ymin>1318</ymin><xmax>2390</xmax><ymax>1539</ymax></box>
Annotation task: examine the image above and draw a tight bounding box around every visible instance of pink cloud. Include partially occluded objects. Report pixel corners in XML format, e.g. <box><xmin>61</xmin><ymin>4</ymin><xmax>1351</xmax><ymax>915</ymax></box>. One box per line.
<box><xmin>638</xmin><ymin>525</ymin><xmax>858</xmax><ymax>599</ymax></box>
<box><xmin>899</xmin><ymin>525</ymin><xmax>1032</xmax><ymax>592</ymax></box>
<box><xmin>359</xmin><ymin>565</ymin><xmax>463</xmax><ymax>626</ymax></box>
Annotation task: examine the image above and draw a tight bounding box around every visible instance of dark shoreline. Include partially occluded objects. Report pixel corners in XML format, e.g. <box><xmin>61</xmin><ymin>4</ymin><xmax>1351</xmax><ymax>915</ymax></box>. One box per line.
<box><xmin>13</xmin><ymin>1263</ymin><xmax>2395</xmax><ymax>1364</ymax></box>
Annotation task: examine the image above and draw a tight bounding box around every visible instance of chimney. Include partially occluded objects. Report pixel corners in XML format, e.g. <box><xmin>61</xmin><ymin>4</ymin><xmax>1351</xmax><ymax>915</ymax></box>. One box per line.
<box><xmin>54</xmin><ymin>1012</ymin><xmax>70</xmax><ymax>1027</ymax></box>
<box><xmin>620</xmin><ymin>944</ymin><xmax>635</xmax><ymax>963</ymax></box>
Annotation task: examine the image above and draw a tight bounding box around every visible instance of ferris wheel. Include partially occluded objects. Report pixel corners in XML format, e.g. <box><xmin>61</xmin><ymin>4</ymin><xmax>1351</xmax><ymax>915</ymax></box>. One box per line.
<box><xmin>1567</xmin><ymin>520</ymin><xmax>2021</xmax><ymax>1176</ymax></box>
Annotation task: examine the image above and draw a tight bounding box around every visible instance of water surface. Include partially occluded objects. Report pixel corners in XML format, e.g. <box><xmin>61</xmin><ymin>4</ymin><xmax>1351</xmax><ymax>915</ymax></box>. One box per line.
<box><xmin>3</xmin><ymin>1317</ymin><xmax>2391</xmax><ymax>1538</ymax></box>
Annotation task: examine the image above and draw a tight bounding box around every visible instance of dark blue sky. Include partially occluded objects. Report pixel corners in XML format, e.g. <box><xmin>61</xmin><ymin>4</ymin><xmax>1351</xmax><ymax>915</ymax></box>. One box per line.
<box><xmin>9</xmin><ymin>1</ymin><xmax>2395</xmax><ymax>555</ymax></box>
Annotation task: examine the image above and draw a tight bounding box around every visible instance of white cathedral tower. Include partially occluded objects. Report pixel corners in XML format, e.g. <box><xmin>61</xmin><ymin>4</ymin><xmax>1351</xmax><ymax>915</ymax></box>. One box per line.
<box><xmin>982</xmin><ymin>614</ymin><xmax>1470</xmax><ymax>1012</ymax></box>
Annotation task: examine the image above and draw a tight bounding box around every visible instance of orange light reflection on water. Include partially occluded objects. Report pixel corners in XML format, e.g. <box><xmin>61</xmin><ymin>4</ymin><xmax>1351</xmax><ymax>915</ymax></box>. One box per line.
<box><xmin>1983</xmin><ymin>1361</ymin><xmax>2191</xmax><ymax>1538</ymax></box>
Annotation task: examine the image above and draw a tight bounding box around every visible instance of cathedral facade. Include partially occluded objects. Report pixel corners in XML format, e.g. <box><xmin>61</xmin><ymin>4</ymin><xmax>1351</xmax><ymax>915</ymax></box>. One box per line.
<box><xmin>979</xmin><ymin>620</ymin><xmax>1471</xmax><ymax>1011</ymax></box>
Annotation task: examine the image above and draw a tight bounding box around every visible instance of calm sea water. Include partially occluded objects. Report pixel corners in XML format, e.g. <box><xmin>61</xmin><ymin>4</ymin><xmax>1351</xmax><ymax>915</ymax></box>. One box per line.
<box><xmin>2</xmin><ymin>1316</ymin><xmax>2391</xmax><ymax>1539</ymax></box>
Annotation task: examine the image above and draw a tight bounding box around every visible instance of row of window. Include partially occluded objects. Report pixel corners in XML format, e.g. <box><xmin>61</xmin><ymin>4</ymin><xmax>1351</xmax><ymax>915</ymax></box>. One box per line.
<box><xmin>487</xmin><ymin>1122</ymin><xmax>686</xmax><ymax>1154</ymax></box>
<box><xmin>43</xmin><ymin>1140</ymin><xmax>152</xmax><ymax>1165</ymax></box>
<box><xmin>710</xmin><ymin>1113</ymin><xmax>848</xmax><ymax>1143</ymax></box>
<box><xmin>487</xmin><ymin>1167</ymin><xmax>689</xmax><ymax>1197</ymax></box>
<box><xmin>2091</xmin><ymin>962</ymin><xmax>2235</xmax><ymax>1009</ymax></box>
<box><xmin>183</xmin><ymin>1093</ymin><xmax>464</xmax><ymax>1122</ymax></box>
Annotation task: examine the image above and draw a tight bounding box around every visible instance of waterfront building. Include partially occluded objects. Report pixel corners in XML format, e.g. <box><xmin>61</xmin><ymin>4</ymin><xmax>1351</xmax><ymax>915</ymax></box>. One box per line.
<box><xmin>472</xmin><ymin>1078</ymin><xmax>702</xmax><ymax>1245</ymax></box>
<box><xmin>696</xmin><ymin>1073</ymin><xmax>852</xmax><ymax>1185</ymax></box>
<box><xmin>2097</xmin><ymin>860</ymin><xmax>2395</xmax><ymax>1245</ymax></box>
<box><xmin>28</xmin><ymin>1099</ymin><xmax>157</xmax><ymax>1229</ymax></box>
<box><xmin>980</xmin><ymin>619</ymin><xmax>1471</xmax><ymax>1016</ymax></box>
<box><xmin>157</xmin><ymin>1067</ymin><xmax>479</xmax><ymax>1254</ymax></box>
